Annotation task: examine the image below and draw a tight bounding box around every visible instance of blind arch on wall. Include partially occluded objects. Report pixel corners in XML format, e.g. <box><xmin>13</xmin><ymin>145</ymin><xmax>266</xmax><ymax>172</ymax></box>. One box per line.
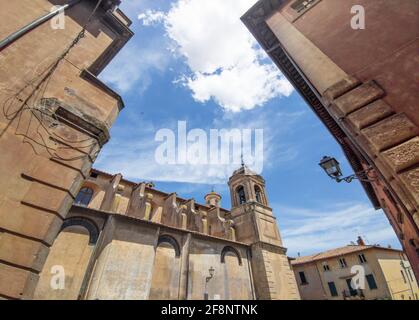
<box><xmin>60</xmin><ymin>217</ymin><xmax>99</xmax><ymax>245</ymax></box>
<box><xmin>221</xmin><ymin>246</ymin><xmax>242</xmax><ymax>266</ymax></box>
<box><xmin>157</xmin><ymin>235</ymin><xmax>181</xmax><ymax>257</ymax></box>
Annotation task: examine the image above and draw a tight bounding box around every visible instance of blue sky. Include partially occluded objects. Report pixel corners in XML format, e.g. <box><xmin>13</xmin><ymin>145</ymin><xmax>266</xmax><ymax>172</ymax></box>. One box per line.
<box><xmin>95</xmin><ymin>0</ymin><xmax>400</xmax><ymax>256</ymax></box>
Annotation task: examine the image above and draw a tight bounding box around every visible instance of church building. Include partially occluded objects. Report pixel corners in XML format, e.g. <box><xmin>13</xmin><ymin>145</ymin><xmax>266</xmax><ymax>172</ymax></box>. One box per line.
<box><xmin>33</xmin><ymin>165</ymin><xmax>301</xmax><ymax>300</ymax></box>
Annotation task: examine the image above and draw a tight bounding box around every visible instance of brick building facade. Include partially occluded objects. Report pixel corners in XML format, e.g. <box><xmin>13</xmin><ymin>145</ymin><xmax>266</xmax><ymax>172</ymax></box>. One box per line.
<box><xmin>0</xmin><ymin>0</ymin><xmax>133</xmax><ymax>299</ymax></box>
<box><xmin>242</xmin><ymin>0</ymin><xmax>419</xmax><ymax>280</ymax></box>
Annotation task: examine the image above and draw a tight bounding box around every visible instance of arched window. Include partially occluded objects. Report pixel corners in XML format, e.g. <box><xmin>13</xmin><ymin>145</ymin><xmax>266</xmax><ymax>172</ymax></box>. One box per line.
<box><xmin>74</xmin><ymin>187</ymin><xmax>94</xmax><ymax>207</ymax></box>
<box><xmin>255</xmin><ymin>185</ymin><xmax>263</xmax><ymax>204</ymax></box>
<box><xmin>237</xmin><ymin>186</ymin><xmax>246</xmax><ymax>205</ymax></box>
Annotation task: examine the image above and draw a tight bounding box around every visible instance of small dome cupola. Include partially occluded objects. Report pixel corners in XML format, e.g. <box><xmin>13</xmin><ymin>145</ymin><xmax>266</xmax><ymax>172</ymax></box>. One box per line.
<box><xmin>205</xmin><ymin>190</ymin><xmax>222</xmax><ymax>208</ymax></box>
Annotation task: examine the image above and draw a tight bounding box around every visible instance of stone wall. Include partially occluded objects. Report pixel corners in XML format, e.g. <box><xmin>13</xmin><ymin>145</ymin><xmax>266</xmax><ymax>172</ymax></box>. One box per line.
<box><xmin>33</xmin><ymin>168</ymin><xmax>302</xmax><ymax>300</ymax></box>
<box><xmin>35</xmin><ymin>208</ymin><xmax>255</xmax><ymax>300</ymax></box>
<box><xmin>0</xmin><ymin>0</ymin><xmax>132</xmax><ymax>299</ymax></box>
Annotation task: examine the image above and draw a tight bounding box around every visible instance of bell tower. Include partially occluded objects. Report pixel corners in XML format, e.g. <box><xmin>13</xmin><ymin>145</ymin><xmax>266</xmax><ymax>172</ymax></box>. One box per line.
<box><xmin>228</xmin><ymin>164</ymin><xmax>280</xmax><ymax>245</ymax></box>
<box><xmin>228</xmin><ymin>165</ymin><xmax>300</xmax><ymax>300</ymax></box>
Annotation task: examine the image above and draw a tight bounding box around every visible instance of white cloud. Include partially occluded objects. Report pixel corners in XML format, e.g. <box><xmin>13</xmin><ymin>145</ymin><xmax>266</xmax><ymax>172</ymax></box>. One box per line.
<box><xmin>100</xmin><ymin>42</ymin><xmax>170</xmax><ymax>94</ymax></box>
<box><xmin>137</xmin><ymin>0</ymin><xmax>294</xmax><ymax>111</ymax></box>
<box><xmin>138</xmin><ymin>10</ymin><xmax>166</xmax><ymax>26</ymax></box>
<box><xmin>186</xmin><ymin>63</ymin><xmax>293</xmax><ymax>112</ymax></box>
<box><xmin>276</xmin><ymin>203</ymin><xmax>401</xmax><ymax>257</ymax></box>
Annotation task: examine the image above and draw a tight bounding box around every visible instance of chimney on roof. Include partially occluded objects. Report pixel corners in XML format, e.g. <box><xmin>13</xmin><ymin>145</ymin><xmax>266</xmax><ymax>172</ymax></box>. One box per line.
<box><xmin>357</xmin><ymin>236</ymin><xmax>365</xmax><ymax>246</ymax></box>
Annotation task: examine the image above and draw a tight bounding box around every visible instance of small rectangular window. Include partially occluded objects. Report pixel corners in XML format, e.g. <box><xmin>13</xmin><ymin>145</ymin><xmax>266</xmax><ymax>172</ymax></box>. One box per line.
<box><xmin>299</xmin><ymin>271</ymin><xmax>308</xmax><ymax>285</ymax></box>
<box><xmin>90</xmin><ymin>172</ymin><xmax>98</xmax><ymax>179</ymax></box>
<box><xmin>366</xmin><ymin>274</ymin><xmax>378</xmax><ymax>290</ymax></box>
<box><xmin>339</xmin><ymin>258</ymin><xmax>348</xmax><ymax>268</ymax></box>
<box><xmin>291</xmin><ymin>0</ymin><xmax>317</xmax><ymax>13</ymax></box>
<box><xmin>328</xmin><ymin>282</ymin><xmax>338</xmax><ymax>297</ymax></box>
<box><xmin>408</xmin><ymin>270</ymin><xmax>414</xmax><ymax>282</ymax></box>
<box><xmin>358</xmin><ymin>254</ymin><xmax>367</xmax><ymax>264</ymax></box>
<box><xmin>401</xmin><ymin>270</ymin><xmax>407</xmax><ymax>284</ymax></box>
<box><xmin>323</xmin><ymin>264</ymin><xmax>330</xmax><ymax>272</ymax></box>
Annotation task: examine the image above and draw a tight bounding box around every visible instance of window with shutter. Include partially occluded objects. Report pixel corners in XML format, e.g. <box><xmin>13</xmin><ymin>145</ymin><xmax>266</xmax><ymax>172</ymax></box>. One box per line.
<box><xmin>366</xmin><ymin>274</ymin><xmax>378</xmax><ymax>290</ymax></box>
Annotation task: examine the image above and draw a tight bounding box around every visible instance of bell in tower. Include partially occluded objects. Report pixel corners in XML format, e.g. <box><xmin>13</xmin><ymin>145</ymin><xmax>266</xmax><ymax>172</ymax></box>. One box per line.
<box><xmin>228</xmin><ymin>163</ymin><xmax>268</xmax><ymax>208</ymax></box>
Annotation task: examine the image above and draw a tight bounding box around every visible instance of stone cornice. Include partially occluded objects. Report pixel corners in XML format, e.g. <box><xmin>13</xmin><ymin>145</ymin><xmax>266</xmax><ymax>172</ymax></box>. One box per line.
<box><xmin>80</xmin><ymin>69</ymin><xmax>124</xmax><ymax>111</ymax></box>
<box><xmin>88</xmin><ymin>7</ymin><xmax>134</xmax><ymax>76</ymax></box>
<box><xmin>251</xmin><ymin>241</ymin><xmax>288</xmax><ymax>255</ymax></box>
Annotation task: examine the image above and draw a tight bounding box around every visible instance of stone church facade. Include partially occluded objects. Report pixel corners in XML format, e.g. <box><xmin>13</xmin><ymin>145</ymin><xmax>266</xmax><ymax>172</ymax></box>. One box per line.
<box><xmin>34</xmin><ymin>166</ymin><xmax>300</xmax><ymax>300</ymax></box>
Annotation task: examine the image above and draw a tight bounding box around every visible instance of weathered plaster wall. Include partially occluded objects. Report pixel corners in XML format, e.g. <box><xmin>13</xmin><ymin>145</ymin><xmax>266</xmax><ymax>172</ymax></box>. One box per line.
<box><xmin>0</xmin><ymin>0</ymin><xmax>132</xmax><ymax>299</ymax></box>
<box><xmin>292</xmin><ymin>263</ymin><xmax>325</xmax><ymax>300</ymax></box>
<box><xmin>34</xmin><ymin>226</ymin><xmax>94</xmax><ymax>300</ymax></box>
<box><xmin>149</xmin><ymin>243</ymin><xmax>181</xmax><ymax>300</ymax></box>
<box><xmin>30</xmin><ymin>161</ymin><xmax>304</xmax><ymax>300</ymax></box>
<box><xmin>86</xmin><ymin>217</ymin><xmax>157</xmax><ymax>300</ymax></box>
<box><xmin>187</xmin><ymin>238</ymin><xmax>253</xmax><ymax>300</ymax></box>
<box><xmin>376</xmin><ymin>250</ymin><xmax>419</xmax><ymax>300</ymax></box>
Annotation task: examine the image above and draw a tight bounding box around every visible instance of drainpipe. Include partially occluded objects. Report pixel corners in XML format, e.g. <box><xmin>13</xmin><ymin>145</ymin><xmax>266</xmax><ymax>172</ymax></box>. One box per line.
<box><xmin>0</xmin><ymin>0</ymin><xmax>82</xmax><ymax>51</ymax></box>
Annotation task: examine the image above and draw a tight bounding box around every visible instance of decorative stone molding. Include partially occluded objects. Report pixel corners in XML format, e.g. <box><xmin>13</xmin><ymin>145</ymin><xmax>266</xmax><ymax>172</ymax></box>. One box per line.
<box><xmin>332</xmin><ymin>81</ymin><xmax>385</xmax><ymax>117</ymax></box>
<box><xmin>40</xmin><ymin>98</ymin><xmax>110</xmax><ymax>146</ymax></box>
<box><xmin>347</xmin><ymin>100</ymin><xmax>394</xmax><ymax>131</ymax></box>
<box><xmin>362</xmin><ymin>113</ymin><xmax>418</xmax><ymax>152</ymax></box>
<box><xmin>382</xmin><ymin>137</ymin><xmax>419</xmax><ymax>173</ymax></box>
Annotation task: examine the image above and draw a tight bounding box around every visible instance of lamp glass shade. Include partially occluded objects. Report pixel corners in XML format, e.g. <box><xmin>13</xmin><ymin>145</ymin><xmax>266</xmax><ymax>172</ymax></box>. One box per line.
<box><xmin>319</xmin><ymin>156</ymin><xmax>342</xmax><ymax>178</ymax></box>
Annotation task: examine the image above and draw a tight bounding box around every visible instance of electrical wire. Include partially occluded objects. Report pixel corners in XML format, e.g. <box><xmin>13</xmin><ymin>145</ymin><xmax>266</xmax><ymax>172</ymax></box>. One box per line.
<box><xmin>1</xmin><ymin>0</ymin><xmax>105</xmax><ymax>162</ymax></box>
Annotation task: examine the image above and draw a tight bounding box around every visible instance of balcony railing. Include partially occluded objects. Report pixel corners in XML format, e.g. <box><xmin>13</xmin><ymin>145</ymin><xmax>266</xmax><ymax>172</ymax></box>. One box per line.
<box><xmin>342</xmin><ymin>289</ymin><xmax>365</xmax><ymax>300</ymax></box>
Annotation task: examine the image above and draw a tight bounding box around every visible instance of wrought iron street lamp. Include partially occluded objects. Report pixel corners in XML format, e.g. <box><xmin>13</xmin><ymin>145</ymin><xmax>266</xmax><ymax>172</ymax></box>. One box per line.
<box><xmin>319</xmin><ymin>156</ymin><xmax>376</xmax><ymax>183</ymax></box>
<box><xmin>204</xmin><ymin>267</ymin><xmax>215</xmax><ymax>300</ymax></box>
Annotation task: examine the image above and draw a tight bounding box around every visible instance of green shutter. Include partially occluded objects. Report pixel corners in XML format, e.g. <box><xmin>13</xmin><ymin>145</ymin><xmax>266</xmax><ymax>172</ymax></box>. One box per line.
<box><xmin>328</xmin><ymin>282</ymin><xmax>338</xmax><ymax>297</ymax></box>
<box><xmin>366</xmin><ymin>274</ymin><xmax>378</xmax><ymax>290</ymax></box>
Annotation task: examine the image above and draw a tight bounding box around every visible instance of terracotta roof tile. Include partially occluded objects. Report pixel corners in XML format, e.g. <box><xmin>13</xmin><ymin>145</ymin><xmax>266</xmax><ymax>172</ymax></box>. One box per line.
<box><xmin>291</xmin><ymin>245</ymin><xmax>402</xmax><ymax>265</ymax></box>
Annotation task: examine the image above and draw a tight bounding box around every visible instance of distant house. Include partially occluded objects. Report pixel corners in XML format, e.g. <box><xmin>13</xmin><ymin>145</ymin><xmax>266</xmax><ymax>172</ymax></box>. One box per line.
<box><xmin>291</xmin><ymin>238</ymin><xmax>418</xmax><ymax>300</ymax></box>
